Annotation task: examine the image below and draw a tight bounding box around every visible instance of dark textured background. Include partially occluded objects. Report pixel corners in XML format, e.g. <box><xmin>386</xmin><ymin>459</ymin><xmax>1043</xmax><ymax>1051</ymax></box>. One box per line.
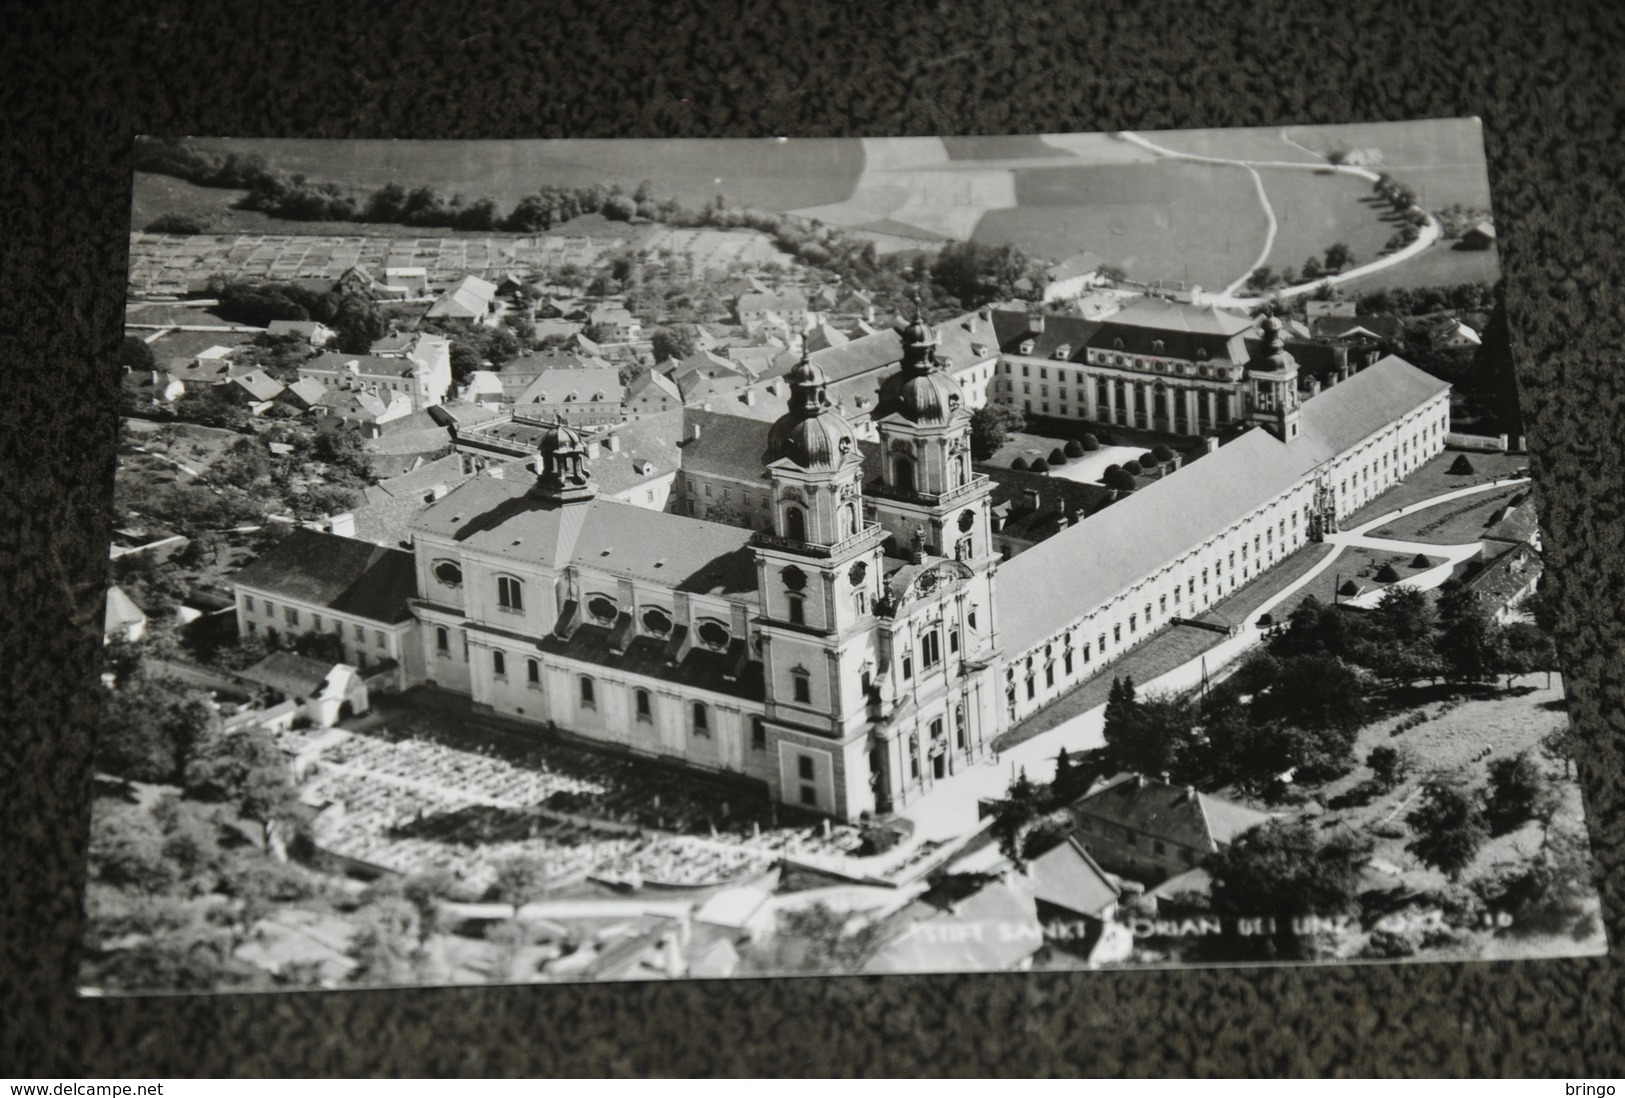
<box><xmin>4</xmin><ymin>0</ymin><xmax>1624</xmax><ymax>1077</ymax></box>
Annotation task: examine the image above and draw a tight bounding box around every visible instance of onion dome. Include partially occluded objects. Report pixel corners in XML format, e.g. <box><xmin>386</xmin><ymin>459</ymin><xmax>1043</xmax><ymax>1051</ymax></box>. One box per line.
<box><xmin>875</xmin><ymin>310</ymin><xmax>966</xmax><ymax>426</ymax></box>
<box><xmin>767</xmin><ymin>353</ymin><xmax>859</xmax><ymax>471</ymax></box>
<box><xmin>1249</xmin><ymin>315</ymin><xmax>1299</xmax><ymax>376</ymax></box>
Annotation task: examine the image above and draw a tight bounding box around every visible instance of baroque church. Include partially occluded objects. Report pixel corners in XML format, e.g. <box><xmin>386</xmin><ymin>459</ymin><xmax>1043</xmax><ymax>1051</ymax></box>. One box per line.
<box><xmin>402</xmin><ymin>314</ymin><xmax>1002</xmax><ymax>821</ymax></box>
<box><xmin>232</xmin><ymin>301</ymin><xmax>1452</xmax><ymax>822</ymax></box>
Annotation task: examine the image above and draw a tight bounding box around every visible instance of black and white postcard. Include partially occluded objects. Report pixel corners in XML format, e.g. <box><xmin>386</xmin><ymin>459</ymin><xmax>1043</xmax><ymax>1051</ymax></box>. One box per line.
<box><xmin>86</xmin><ymin>120</ymin><xmax>1604</xmax><ymax>993</ymax></box>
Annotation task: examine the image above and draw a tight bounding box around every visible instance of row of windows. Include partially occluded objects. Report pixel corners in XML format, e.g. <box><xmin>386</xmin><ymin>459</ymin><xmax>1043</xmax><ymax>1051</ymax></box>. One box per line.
<box><xmin>240</xmin><ymin>596</ymin><xmax>388</xmax><ymax>649</ymax></box>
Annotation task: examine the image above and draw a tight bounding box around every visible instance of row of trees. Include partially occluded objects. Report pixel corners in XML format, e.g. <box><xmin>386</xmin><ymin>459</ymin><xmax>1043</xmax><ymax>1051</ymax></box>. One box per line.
<box><xmin>207</xmin><ymin>278</ymin><xmax>387</xmax><ymax>354</ymax></box>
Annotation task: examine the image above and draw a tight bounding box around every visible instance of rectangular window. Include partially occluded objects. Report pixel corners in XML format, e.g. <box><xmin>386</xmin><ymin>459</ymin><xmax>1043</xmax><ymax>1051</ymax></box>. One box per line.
<box><xmin>284</xmin><ymin>607</ymin><xmax>299</xmax><ymax>626</ymax></box>
<box><xmin>492</xmin><ymin>651</ymin><xmax>506</xmax><ymax>678</ymax></box>
<box><xmin>793</xmin><ymin>674</ymin><xmax>811</xmax><ymax>704</ymax></box>
<box><xmin>312</xmin><ymin>613</ymin><xmax>323</xmax><ymax>632</ymax></box>
<box><xmin>579</xmin><ymin>676</ymin><xmax>596</xmax><ymax>708</ymax></box>
<box><xmin>246</xmin><ymin>621</ymin><xmax>256</xmax><ymax>634</ymax></box>
<box><xmin>244</xmin><ymin>596</ymin><xmax>255</xmax><ymax>613</ymax></box>
<box><xmin>902</xmin><ymin>654</ymin><xmax>913</xmax><ymax>680</ymax></box>
<box><xmin>527</xmin><ymin>658</ymin><xmax>540</xmax><ymax>684</ymax></box>
<box><xmin>798</xmin><ymin>755</ymin><xmax>815</xmax><ymax>781</ymax></box>
<box><xmin>264</xmin><ymin>601</ymin><xmax>274</xmax><ymax>617</ymax></box>
<box><xmin>1045</xmin><ymin>664</ymin><xmax>1055</xmax><ymax>688</ymax></box>
<box><xmin>1113</xmin><ymin>624</ymin><xmax>1122</xmax><ymax>643</ymax></box>
<box><xmin>800</xmin><ymin>785</ymin><xmax>817</xmax><ymax>807</ymax></box>
<box><xmin>949</xmin><ymin>627</ymin><xmax>960</xmax><ymax>654</ymax></box>
<box><xmin>752</xmin><ymin>718</ymin><xmax>766</xmax><ymax>750</ymax></box>
<box><xmin>375</xmin><ymin>630</ymin><xmax>386</xmax><ymax>649</ymax></box>
<box><xmin>920</xmin><ymin>630</ymin><xmax>941</xmax><ymax>669</ymax></box>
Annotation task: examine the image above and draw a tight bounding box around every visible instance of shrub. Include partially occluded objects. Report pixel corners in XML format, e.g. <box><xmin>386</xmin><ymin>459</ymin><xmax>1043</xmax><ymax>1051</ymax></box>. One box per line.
<box><xmin>1104</xmin><ymin>468</ymin><xmax>1137</xmax><ymax>493</ymax></box>
<box><xmin>1152</xmin><ymin>444</ymin><xmax>1177</xmax><ymax>463</ymax></box>
<box><xmin>1375</xmin><ymin>563</ymin><xmax>1402</xmax><ymax>583</ymax></box>
<box><xmin>1410</xmin><ymin>552</ymin><xmax>1433</xmax><ymax>569</ymax></box>
<box><xmin>1064</xmin><ymin>439</ymin><xmax>1085</xmax><ymax>457</ymax></box>
<box><xmin>1048</xmin><ymin>447</ymin><xmax>1067</xmax><ymax>465</ymax></box>
<box><xmin>1141</xmin><ymin>450</ymin><xmax>1161</xmax><ymax>468</ymax></box>
<box><xmin>1080</xmin><ymin>434</ymin><xmax>1100</xmax><ymax>451</ymax></box>
<box><xmin>1448</xmin><ymin>454</ymin><xmax>1476</xmax><ymax>475</ymax></box>
<box><xmin>1010</xmin><ymin>457</ymin><xmax>1029</xmax><ymax>471</ymax></box>
<box><xmin>1029</xmin><ymin>458</ymin><xmax>1050</xmax><ymax>474</ymax></box>
<box><xmin>1122</xmin><ymin>460</ymin><xmax>1143</xmax><ymax>476</ymax></box>
<box><xmin>145</xmin><ymin>214</ymin><xmax>209</xmax><ymax>234</ymax></box>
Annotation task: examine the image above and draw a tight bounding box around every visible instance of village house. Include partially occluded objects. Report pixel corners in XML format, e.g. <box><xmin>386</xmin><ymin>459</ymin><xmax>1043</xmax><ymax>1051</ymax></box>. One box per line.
<box><xmin>298</xmin><ymin>334</ymin><xmax>453</xmax><ymax>412</ymax></box>
<box><xmin>425</xmin><ymin>275</ymin><xmax>499</xmax><ymax>324</ymax></box>
<box><xmin>588</xmin><ymin>305</ymin><xmax>642</xmax><ymax>342</ymax></box>
<box><xmin>1068</xmin><ymin>774</ymin><xmax>1273</xmax><ymax>884</ymax></box>
<box><xmin>1042</xmin><ymin>251</ymin><xmax>1110</xmax><ymax>303</ymax></box>
<box><xmin>239</xmin><ymin>652</ymin><xmax>371</xmax><ymax>728</ymax></box>
<box><xmin>513</xmin><ymin>366</ymin><xmax>626</xmax><ymax>428</ymax></box>
<box><xmin>265</xmin><ymin>319</ymin><xmax>337</xmax><ymax>347</ymax></box>
<box><xmin>625</xmin><ymin>369</ymin><xmax>683</xmax><ymax>420</ymax></box>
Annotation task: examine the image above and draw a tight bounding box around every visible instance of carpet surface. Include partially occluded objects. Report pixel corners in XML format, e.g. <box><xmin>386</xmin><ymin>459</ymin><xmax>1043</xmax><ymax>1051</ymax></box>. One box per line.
<box><xmin>3</xmin><ymin>0</ymin><xmax>1623</xmax><ymax>1076</ymax></box>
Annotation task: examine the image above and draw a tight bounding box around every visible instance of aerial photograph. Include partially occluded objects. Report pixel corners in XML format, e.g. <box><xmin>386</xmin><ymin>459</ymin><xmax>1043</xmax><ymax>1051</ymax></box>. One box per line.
<box><xmin>86</xmin><ymin>119</ymin><xmax>1604</xmax><ymax>994</ymax></box>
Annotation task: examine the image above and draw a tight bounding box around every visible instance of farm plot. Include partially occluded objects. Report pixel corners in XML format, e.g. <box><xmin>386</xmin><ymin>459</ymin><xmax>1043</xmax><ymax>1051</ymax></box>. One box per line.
<box><xmin>1282</xmin><ymin>119</ymin><xmax>1494</xmax><ymax>207</ymax></box>
<box><xmin>1144</xmin><ymin>125</ymin><xmax>1327</xmax><ymax>165</ymax></box>
<box><xmin>981</xmin><ymin>161</ymin><xmax>1268</xmax><ymax>283</ymax></box>
<box><xmin>1256</xmin><ymin>167</ymin><xmax>1396</xmax><ymax>276</ymax></box>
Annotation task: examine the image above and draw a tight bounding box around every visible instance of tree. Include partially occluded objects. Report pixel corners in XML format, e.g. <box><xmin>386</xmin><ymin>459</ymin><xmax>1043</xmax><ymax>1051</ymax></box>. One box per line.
<box><xmin>184</xmin><ymin>725</ymin><xmax>299</xmax><ymax>848</ymax></box>
<box><xmin>449</xmin><ymin>342</ymin><xmax>482</xmax><ymax>386</ymax></box>
<box><xmin>650</xmin><ymin>326</ymin><xmax>697</xmax><ymax>364</ymax></box>
<box><xmin>123</xmin><ymin>336</ymin><xmax>157</xmax><ymax>372</ymax></box>
<box><xmin>1485</xmin><ymin>752</ymin><xmax>1553</xmax><ymax>834</ymax></box>
<box><xmin>1497</xmin><ymin>620</ymin><xmax>1557</xmax><ymax>688</ymax></box>
<box><xmin>768</xmin><ymin>901</ymin><xmax>893</xmax><ymax>974</ymax></box>
<box><xmin>1207</xmin><ymin>819</ymin><xmax>1371</xmax><ymax>920</ymax></box>
<box><xmin>1474</xmin><ymin>829</ymin><xmax>1596</xmax><ymax>937</ymax></box>
<box><xmin>1302</xmin><ymin>256</ymin><xmax>1325</xmax><ymax>280</ymax></box>
<box><xmin>1407</xmin><ymin>781</ymin><xmax>1488</xmax><ymax>879</ymax></box>
<box><xmin>1103</xmin><ymin>467</ymin><xmax>1137</xmax><ymax>493</ymax></box>
<box><xmin>969</xmin><ymin>402</ymin><xmax>1025</xmax><ymax>460</ymax></box>
<box><xmin>346</xmin><ymin>896</ymin><xmax>421</xmax><ymax>985</ymax></box>
<box><xmin>94</xmin><ymin>676</ymin><xmax>218</xmax><ymax>785</ymax></box>
<box><xmin>1366</xmin><ymin>745</ymin><xmax>1412</xmax><ymax>792</ymax></box>
<box><xmin>1435</xmin><ymin>580</ymin><xmax>1500</xmax><ymax>683</ymax></box>
<box><xmin>1324</xmin><ymin>243</ymin><xmax>1355</xmax><ymax>272</ymax></box>
<box><xmin>491</xmin><ymin>855</ymin><xmax>551</xmax><ymax>916</ymax></box>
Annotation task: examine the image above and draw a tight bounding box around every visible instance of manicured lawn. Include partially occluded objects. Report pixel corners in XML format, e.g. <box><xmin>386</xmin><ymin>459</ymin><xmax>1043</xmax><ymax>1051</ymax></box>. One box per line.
<box><xmin>1266</xmin><ymin>546</ymin><xmax>1415</xmax><ymax>617</ymax></box>
<box><xmin>1370</xmin><ymin>484</ymin><xmax>1524</xmax><ymax>544</ymax></box>
<box><xmin>1197</xmin><ymin>541</ymin><xmax>1339</xmax><ymax>627</ymax></box>
<box><xmin>1342</xmin><ymin>449</ymin><xmax>1528</xmax><ymax>528</ymax></box>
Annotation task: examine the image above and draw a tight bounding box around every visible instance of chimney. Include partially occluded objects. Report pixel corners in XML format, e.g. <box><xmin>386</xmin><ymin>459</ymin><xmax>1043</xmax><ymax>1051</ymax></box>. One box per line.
<box><xmin>1022</xmin><ymin>488</ymin><xmax>1040</xmax><ymax>513</ymax></box>
<box><xmin>1028</xmin><ymin>310</ymin><xmax>1045</xmax><ymax>334</ymax></box>
<box><xmin>587</xmin><ymin>440</ymin><xmax>601</xmax><ymax>459</ymax></box>
<box><xmin>1185</xmin><ymin>785</ymin><xmax>1198</xmax><ymax>803</ymax></box>
<box><xmin>744</xmin><ymin>389</ymin><xmax>757</xmax><ymax>406</ymax></box>
<box><xmin>978</xmin><ymin>306</ymin><xmax>992</xmax><ymax>322</ymax></box>
<box><xmin>689</xmin><ymin>423</ymin><xmax>702</xmax><ymax>441</ymax></box>
<box><xmin>605</xmin><ymin>434</ymin><xmax>621</xmax><ymax>452</ymax></box>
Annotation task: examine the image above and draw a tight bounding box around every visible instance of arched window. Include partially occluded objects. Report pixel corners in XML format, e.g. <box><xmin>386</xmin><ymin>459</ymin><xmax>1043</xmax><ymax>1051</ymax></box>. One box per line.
<box><xmin>492</xmin><ymin>650</ymin><xmax>506</xmax><ymax>677</ymax></box>
<box><xmin>635</xmin><ymin>688</ymin><xmax>652</xmax><ymax>721</ymax></box>
<box><xmin>784</xmin><ymin>505</ymin><xmax>807</xmax><ymax>541</ymax></box>
<box><xmin>526</xmin><ymin>658</ymin><xmax>540</xmax><ymax>684</ymax></box>
<box><xmin>893</xmin><ymin>455</ymin><xmax>916</xmax><ymax>493</ymax></box>
<box><xmin>842</xmin><ymin>502</ymin><xmax>858</xmax><ymax>538</ymax></box>
<box><xmin>579</xmin><ymin>676</ymin><xmax>596</xmax><ymax>708</ymax></box>
<box><xmin>496</xmin><ymin>575</ymin><xmax>523</xmax><ymax>611</ymax></box>
<box><xmin>691</xmin><ymin>702</ymin><xmax>710</xmax><ymax>736</ymax></box>
<box><xmin>435</xmin><ymin>626</ymin><xmax>449</xmax><ymax>654</ymax></box>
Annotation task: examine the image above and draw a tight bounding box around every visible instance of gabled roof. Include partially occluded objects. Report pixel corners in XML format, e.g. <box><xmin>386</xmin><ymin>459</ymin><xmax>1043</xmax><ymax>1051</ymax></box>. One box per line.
<box><xmin>1028</xmin><ymin>835</ymin><xmax>1121</xmax><ymax>918</ymax></box>
<box><xmin>302</xmin><ymin>352</ymin><xmax>415</xmax><ymax>379</ymax></box>
<box><xmin>409</xmin><ymin>480</ymin><xmax>758</xmax><ymax>598</ymax></box>
<box><xmin>514</xmin><ymin>366</ymin><xmax>625</xmax><ymax>407</ymax></box>
<box><xmin>1072</xmin><ymin>775</ymin><xmax>1270</xmax><ymax>851</ymax></box>
<box><xmin>283</xmin><ymin>378</ymin><xmax>329</xmax><ymax>405</ymax></box>
<box><xmin>675</xmin><ymin>408</ymin><xmax>773</xmax><ymax>480</ymax></box>
<box><xmin>239</xmin><ymin>651</ymin><xmax>349</xmax><ymax>700</ymax></box>
<box><xmin>231</xmin><ymin>530</ymin><xmax>417</xmax><ymax>624</ymax></box>
<box><xmin>317</xmin><ymin>389</ymin><xmax>390</xmax><ymax>419</ymax></box>
<box><xmin>104</xmin><ymin>585</ymin><xmax>147</xmax><ymax>634</ymax></box>
<box><xmin>1086</xmin><ymin>299</ymin><xmax>1253</xmax><ymax>363</ymax></box>
<box><xmin>991</xmin><ymin>310</ymin><xmax>1102</xmax><ymax>362</ymax></box>
<box><xmin>996</xmin><ymin>429</ymin><xmax>1304</xmax><ymax>653</ymax></box>
<box><xmin>231</xmin><ymin>369</ymin><xmax>285</xmax><ymax>401</ymax></box>
<box><xmin>627</xmin><ymin>369</ymin><xmax>682</xmax><ymax>403</ymax></box>
<box><xmin>425</xmin><ymin>275</ymin><xmax>498</xmax><ymax>319</ymax></box>
<box><xmin>266</xmin><ymin>320</ymin><xmax>328</xmax><ymax>338</ymax></box>
<box><xmin>1310</xmin><ymin>314</ymin><xmax>1403</xmax><ymax>343</ymax></box>
<box><xmin>1291</xmin><ymin>355</ymin><xmax>1450</xmax><ymax>466</ymax></box>
<box><xmin>736</xmin><ymin>292</ymin><xmax>808</xmax><ymax>313</ymax></box>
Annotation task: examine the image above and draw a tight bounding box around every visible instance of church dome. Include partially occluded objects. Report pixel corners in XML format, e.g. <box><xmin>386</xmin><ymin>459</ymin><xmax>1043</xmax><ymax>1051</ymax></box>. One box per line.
<box><xmin>1249</xmin><ymin>315</ymin><xmax>1298</xmax><ymax>376</ymax></box>
<box><xmin>767</xmin><ymin>352</ymin><xmax>858</xmax><ymax>471</ymax></box>
<box><xmin>539</xmin><ymin>419</ymin><xmax>586</xmax><ymax>457</ymax></box>
<box><xmin>878</xmin><ymin>368</ymin><xmax>964</xmax><ymax>426</ymax></box>
<box><xmin>768</xmin><ymin>409</ymin><xmax>857</xmax><ymax>471</ymax></box>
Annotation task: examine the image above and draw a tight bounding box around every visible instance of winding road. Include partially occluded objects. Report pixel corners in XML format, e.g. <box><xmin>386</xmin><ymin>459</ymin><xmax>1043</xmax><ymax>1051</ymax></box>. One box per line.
<box><xmin>1117</xmin><ymin>130</ymin><xmax>1442</xmax><ymax>307</ymax></box>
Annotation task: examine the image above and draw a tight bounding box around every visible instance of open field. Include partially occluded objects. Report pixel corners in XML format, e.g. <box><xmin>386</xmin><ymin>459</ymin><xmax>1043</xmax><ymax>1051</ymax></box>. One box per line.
<box><xmin>1283</xmin><ymin>119</ymin><xmax>1494</xmax><ymax>208</ymax></box>
<box><xmin>942</xmin><ymin>134</ymin><xmax>1075</xmax><ymax>160</ymax></box>
<box><xmin>1336</xmin><ymin>238</ymin><xmax>1501</xmax><ymax>292</ymax></box>
<box><xmin>131</xmin><ymin>173</ymin><xmax>453</xmax><ymax>238</ymax></box>
<box><xmin>1259</xmin><ymin>170</ymin><xmax>1397</xmax><ymax>277</ymax></box>
<box><xmin>1342</xmin><ymin>450</ymin><xmax>1528</xmax><ymax>528</ymax></box>
<box><xmin>1147</xmin><ymin>126</ymin><xmax>1328</xmax><ymax>165</ymax></box>
<box><xmin>1370</xmin><ymin>484</ymin><xmax>1524</xmax><ymax>544</ymax></box>
<box><xmin>986</xmin><ymin>160</ymin><xmax>1268</xmax><ymax>282</ymax></box>
<box><xmin>185</xmin><ymin>136</ymin><xmax>866</xmax><ymax>215</ymax></box>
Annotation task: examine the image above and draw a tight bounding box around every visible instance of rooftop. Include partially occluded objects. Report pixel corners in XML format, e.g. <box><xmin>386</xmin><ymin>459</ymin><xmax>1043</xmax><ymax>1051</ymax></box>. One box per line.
<box><xmin>1072</xmin><ymin>774</ymin><xmax>1271</xmax><ymax>851</ymax></box>
<box><xmin>231</xmin><ymin>529</ymin><xmax>418</xmax><ymax>624</ymax></box>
